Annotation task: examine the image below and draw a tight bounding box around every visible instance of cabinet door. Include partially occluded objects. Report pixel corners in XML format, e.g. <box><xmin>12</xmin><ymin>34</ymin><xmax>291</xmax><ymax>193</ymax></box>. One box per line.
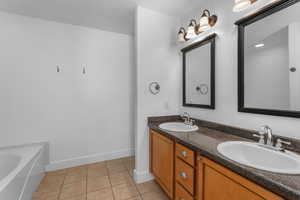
<box><xmin>157</xmin><ymin>133</ymin><xmax>174</xmax><ymax>195</ymax></box>
<box><xmin>151</xmin><ymin>131</ymin><xmax>160</xmax><ymax>177</ymax></box>
<box><xmin>197</xmin><ymin>157</ymin><xmax>283</xmax><ymax>200</ymax></box>
<box><xmin>150</xmin><ymin>130</ymin><xmax>174</xmax><ymax>199</ymax></box>
<box><xmin>204</xmin><ymin>166</ymin><xmax>264</xmax><ymax>200</ymax></box>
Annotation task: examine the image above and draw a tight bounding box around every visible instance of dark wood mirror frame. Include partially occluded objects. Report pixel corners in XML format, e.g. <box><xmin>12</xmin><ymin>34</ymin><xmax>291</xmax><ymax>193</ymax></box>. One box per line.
<box><xmin>235</xmin><ymin>0</ymin><xmax>300</xmax><ymax>118</ymax></box>
<box><xmin>182</xmin><ymin>33</ymin><xmax>216</xmax><ymax>109</ymax></box>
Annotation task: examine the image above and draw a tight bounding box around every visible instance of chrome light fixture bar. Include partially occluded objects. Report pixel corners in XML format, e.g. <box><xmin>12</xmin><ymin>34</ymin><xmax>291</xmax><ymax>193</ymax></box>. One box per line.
<box><xmin>233</xmin><ymin>0</ymin><xmax>258</xmax><ymax>12</ymax></box>
<box><xmin>177</xmin><ymin>9</ymin><xmax>218</xmax><ymax>42</ymax></box>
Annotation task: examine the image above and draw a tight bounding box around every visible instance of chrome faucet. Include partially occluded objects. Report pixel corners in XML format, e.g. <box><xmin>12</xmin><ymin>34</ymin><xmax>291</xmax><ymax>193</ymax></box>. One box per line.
<box><xmin>261</xmin><ymin>125</ymin><xmax>273</xmax><ymax>146</ymax></box>
<box><xmin>180</xmin><ymin>112</ymin><xmax>194</xmax><ymax>126</ymax></box>
<box><xmin>253</xmin><ymin>125</ymin><xmax>292</xmax><ymax>152</ymax></box>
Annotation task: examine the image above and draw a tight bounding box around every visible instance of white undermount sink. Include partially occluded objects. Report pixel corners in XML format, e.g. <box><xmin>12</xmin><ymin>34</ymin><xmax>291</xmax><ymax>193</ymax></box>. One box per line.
<box><xmin>217</xmin><ymin>141</ymin><xmax>300</xmax><ymax>174</ymax></box>
<box><xmin>159</xmin><ymin>122</ymin><xmax>198</xmax><ymax>132</ymax></box>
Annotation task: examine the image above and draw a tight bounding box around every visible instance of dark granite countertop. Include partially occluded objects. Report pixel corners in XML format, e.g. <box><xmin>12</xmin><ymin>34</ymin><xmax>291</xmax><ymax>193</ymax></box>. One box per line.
<box><xmin>148</xmin><ymin>116</ymin><xmax>300</xmax><ymax>200</ymax></box>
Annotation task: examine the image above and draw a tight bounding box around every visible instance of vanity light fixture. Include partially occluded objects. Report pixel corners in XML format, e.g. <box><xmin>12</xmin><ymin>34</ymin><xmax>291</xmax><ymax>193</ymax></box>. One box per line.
<box><xmin>177</xmin><ymin>9</ymin><xmax>218</xmax><ymax>42</ymax></box>
<box><xmin>233</xmin><ymin>0</ymin><xmax>258</xmax><ymax>12</ymax></box>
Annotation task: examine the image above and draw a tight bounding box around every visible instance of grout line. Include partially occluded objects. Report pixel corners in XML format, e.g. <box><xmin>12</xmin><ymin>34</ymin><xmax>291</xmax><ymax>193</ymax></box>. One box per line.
<box><xmin>57</xmin><ymin>171</ymin><xmax>67</xmax><ymax>200</ymax></box>
<box><xmin>85</xmin><ymin>167</ymin><xmax>88</xmax><ymax>200</ymax></box>
<box><xmin>123</xmin><ymin>158</ymin><xmax>143</xmax><ymax>200</ymax></box>
<box><xmin>39</xmin><ymin>157</ymin><xmax>136</xmax><ymax>200</ymax></box>
<box><xmin>106</xmin><ymin>162</ymin><xmax>116</xmax><ymax>200</ymax></box>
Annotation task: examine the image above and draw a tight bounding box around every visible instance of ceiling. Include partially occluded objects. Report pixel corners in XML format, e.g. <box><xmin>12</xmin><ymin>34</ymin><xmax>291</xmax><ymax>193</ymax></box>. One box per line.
<box><xmin>0</xmin><ymin>0</ymin><xmax>203</xmax><ymax>35</ymax></box>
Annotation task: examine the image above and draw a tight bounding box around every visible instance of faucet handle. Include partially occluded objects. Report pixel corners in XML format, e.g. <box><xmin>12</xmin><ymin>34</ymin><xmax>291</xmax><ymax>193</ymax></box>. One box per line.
<box><xmin>275</xmin><ymin>138</ymin><xmax>291</xmax><ymax>148</ymax></box>
<box><xmin>190</xmin><ymin>119</ymin><xmax>195</xmax><ymax>126</ymax></box>
<box><xmin>275</xmin><ymin>138</ymin><xmax>291</xmax><ymax>151</ymax></box>
<box><xmin>253</xmin><ymin>133</ymin><xmax>265</xmax><ymax>144</ymax></box>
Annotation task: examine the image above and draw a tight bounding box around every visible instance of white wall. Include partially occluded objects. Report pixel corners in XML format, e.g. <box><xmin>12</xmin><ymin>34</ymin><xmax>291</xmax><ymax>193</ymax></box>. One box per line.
<box><xmin>134</xmin><ymin>7</ymin><xmax>180</xmax><ymax>183</ymax></box>
<box><xmin>0</xmin><ymin>12</ymin><xmax>134</xmax><ymax>170</ymax></box>
<box><xmin>179</xmin><ymin>0</ymin><xmax>300</xmax><ymax>139</ymax></box>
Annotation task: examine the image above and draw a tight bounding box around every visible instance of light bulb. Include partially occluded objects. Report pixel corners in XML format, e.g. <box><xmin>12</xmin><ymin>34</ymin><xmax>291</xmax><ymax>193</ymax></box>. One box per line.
<box><xmin>233</xmin><ymin>0</ymin><xmax>252</xmax><ymax>12</ymax></box>
<box><xmin>177</xmin><ymin>29</ymin><xmax>186</xmax><ymax>42</ymax></box>
<box><xmin>186</xmin><ymin>23</ymin><xmax>196</xmax><ymax>39</ymax></box>
<box><xmin>199</xmin><ymin>17</ymin><xmax>210</xmax><ymax>32</ymax></box>
<box><xmin>199</xmin><ymin>10</ymin><xmax>211</xmax><ymax>32</ymax></box>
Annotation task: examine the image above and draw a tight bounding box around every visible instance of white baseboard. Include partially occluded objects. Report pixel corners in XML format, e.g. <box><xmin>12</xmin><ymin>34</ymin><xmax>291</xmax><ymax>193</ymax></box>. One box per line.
<box><xmin>133</xmin><ymin>169</ymin><xmax>154</xmax><ymax>184</ymax></box>
<box><xmin>46</xmin><ymin>148</ymin><xmax>134</xmax><ymax>171</ymax></box>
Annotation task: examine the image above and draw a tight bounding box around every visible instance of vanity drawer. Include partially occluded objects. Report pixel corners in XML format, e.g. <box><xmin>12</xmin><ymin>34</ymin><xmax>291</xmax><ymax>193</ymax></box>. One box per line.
<box><xmin>176</xmin><ymin>143</ymin><xmax>195</xmax><ymax>166</ymax></box>
<box><xmin>176</xmin><ymin>158</ymin><xmax>194</xmax><ymax>195</ymax></box>
<box><xmin>175</xmin><ymin>182</ymin><xmax>193</xmax><ymax>200</ymax></box>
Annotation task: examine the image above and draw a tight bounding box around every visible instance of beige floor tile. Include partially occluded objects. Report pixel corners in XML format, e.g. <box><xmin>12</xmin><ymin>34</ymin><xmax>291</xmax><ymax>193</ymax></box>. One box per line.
<box><xmin>67</xmin><ymin>166</ymin><xmax>87</xmax><ymax>175</ymax></box>
<box><xmin>141</xmin><ymin>191</ymin><xmax>169</xmax><ymax>200</ymax></box>
<box><xmin>35</xmin><ymin>157</ymin><xmax>137</xmax><ymax>200</ymax></box>
<box><xmin>59</xmin><ymin>195</ymin><xmax>86</xmax><ymax>200</ymax></box>
<box><xmin>109</xmin><ymin>171</ymin><xmax>135</xmax><ymax>186</ymax></box>
<box><xmin>128</xmin><ymin>169</ymin><xmax>134</xmax><ymax>177</ymax></box>
<box><xmin>88</xmin><ymin>167</ymin><xmax>108</xmax><ymax>178</ymax></box>
<box><xmin>37</xmin><ymin>182</ymin><xmax>61</xmax><ymax>194</ymax></box>
<box><xmin>136</xmin><ymin>180</ymin><xmax>162</xmax><ymax>194</ymax></box>
<box><xmin>46</xmin><ymin>169</ymin><xmax>67</xmax><ymax>177</ymax></box>
<box><xmin>87</xmin><ymin>176</ymin><xmax>111</xmax><ymax>193</ymax></box>
<box><xmin>60</xmin><ymin>180</ymin><xmax>86</xmax><ymax>199</ymax></box>
<box><xmin>88</xmin><ymin>161</ymin><xmax>106</xmax><ymax>168</ymax></box>
<box><xmin>64</xmin><ymin>174</ymin><xmax>86</xmax><ymax>184</ymax></box>
<box><xmin>67</xmin><ymin>171</ymin><xmax>87</xmax><ymax>178</ymax></box>
<box><xmin>41</xmin><ymin>173</ymin><xmax>65</xmax><ymax>183</ymax></box>
<box><xmin>108</xmin><ymin>164</ymin><xmax>127</xmax><ymax>175</ymax></box>
<box><xmin>32</xmin><ymin>191</ymin><xmax>59</xmax><ymax>200</ymax></box>
<box><xmin>126</xmin><ymin>196</ymin><xmax>142</xmax><ymax>200</ymax></box>
<box><xmin>106</xmin><ymin>158</ymin><xmax>124</xmax><ymax>167</ymax></box>
<box><xmin>112</xmin><ymin>184</ymin><xmax>139</xmax><ymax>200</ymax></box>
<box><xmin>87</xmin><ymin>188</ymin><xmax>114</xmax><ymax>200</ymax></box>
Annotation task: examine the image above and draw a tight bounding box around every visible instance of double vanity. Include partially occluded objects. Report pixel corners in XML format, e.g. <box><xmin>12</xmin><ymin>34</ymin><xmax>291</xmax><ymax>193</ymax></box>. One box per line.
<box><xmin>148</xmin><ymin>116</ymin><xmax>300</xmax><ymax>200</ymax></box>
<box><xmin>148</xmin><ymin>1</ymin><xmax>300</xmax><ymax>200</ymax></box>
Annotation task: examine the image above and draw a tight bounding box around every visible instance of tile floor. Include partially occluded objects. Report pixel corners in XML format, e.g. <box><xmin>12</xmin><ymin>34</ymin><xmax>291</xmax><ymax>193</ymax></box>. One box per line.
<box><xmin>33</xmin><ymin>156</ymin><xmax>169</xmax><ymax>200</ymax></box>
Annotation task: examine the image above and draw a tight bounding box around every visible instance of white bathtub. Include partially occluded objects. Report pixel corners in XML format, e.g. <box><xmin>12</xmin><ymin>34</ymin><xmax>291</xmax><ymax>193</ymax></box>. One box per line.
<box><xmin>0</xmin><ymin>143</ymin><xmax>48</xmax><ymax>200</ymax></box>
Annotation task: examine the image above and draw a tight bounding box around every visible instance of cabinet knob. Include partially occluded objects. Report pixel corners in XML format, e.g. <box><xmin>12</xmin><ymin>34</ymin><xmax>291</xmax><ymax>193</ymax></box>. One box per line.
<box><xmin>181</xmin><ymin>150</ymin><xmax>187</xmax><ymax>157</ymax></box>
<box><xmin>180</xmin><ymin>171</ymin><xmax>188</xmax><ymax>179</ymax></box>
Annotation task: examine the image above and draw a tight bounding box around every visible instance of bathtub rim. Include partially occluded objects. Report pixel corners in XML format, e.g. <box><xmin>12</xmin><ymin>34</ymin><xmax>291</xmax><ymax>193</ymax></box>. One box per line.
<box><xmin>0</xmin><ymin>142</ymin><xmax>48</xmax><ymax>192</ymax></box>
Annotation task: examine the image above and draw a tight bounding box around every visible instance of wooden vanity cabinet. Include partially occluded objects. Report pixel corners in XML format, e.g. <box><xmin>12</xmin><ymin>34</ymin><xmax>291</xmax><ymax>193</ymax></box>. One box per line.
<box><xmin>196</xmin><ymin>155</ymin><xmax>284</xmax><ymax>200</ymax></box>
<box><xmin>150</xmin><ymin>130</ymin><xmax>174</xmax><ymax>199</ymax></box>
<box><xmin>150</xmin><ymin>129</ymin><xmax>284</xmax><ymax>200</ymax></box>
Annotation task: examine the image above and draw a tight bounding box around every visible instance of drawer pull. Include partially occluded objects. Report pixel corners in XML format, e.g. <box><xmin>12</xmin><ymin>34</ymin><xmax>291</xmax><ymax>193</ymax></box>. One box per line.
<box><xmin>180</xmin><ymin>171</ymin><xmax>188</xmax><ymax>179</ymax></box>
<box><xmin>179</xmin><ymin>198</ymin><xmax>185</xmax><ymax>200</ymax></box>
<box><xmin>181</xmin><ymin>150</ymin><xmax>187</xmax><ymax>157</ymax></box>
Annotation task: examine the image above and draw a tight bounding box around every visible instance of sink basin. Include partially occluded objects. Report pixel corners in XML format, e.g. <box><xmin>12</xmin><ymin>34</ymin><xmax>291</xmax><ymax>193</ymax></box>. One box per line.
<box><xmin>217</xmin><ymin>141</ymin><xmax>300</xmax><ymax>174</ymax></box>
<box><xmin>159</xmin><ymin>122</ymin><xmax>198</xmax><ymax>132</ymax></box>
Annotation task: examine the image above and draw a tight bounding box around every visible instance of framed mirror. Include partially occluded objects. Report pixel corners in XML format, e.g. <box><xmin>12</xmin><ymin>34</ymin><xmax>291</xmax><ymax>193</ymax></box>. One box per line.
<box><xmin>236</xmin><ymin>0</ymin><xmax>300</xmax><ymax>118</ymax></box>
<box><xmin>182</xmin><ymin>34</ymin><xmax>216</xmax><ymax>109</ymax></box>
